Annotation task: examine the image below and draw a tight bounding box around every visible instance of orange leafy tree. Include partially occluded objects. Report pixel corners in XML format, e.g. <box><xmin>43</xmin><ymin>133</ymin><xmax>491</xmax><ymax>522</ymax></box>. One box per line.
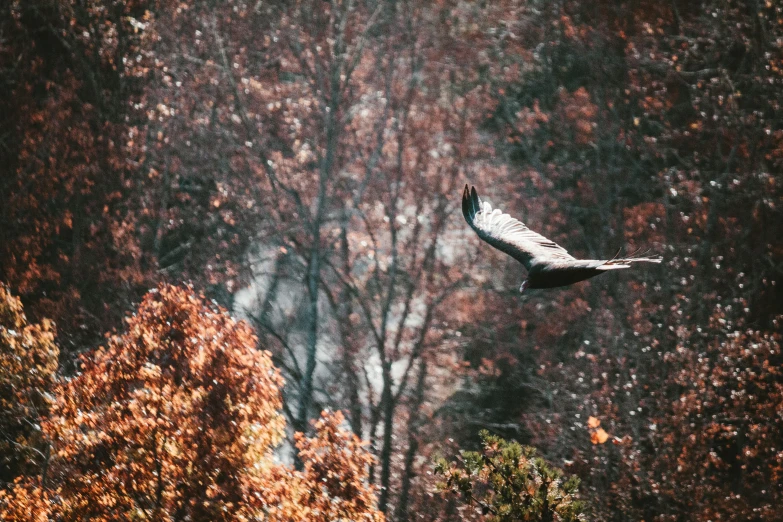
<box><xmin>0</xmin><ymin>285</ymin><xmax>383</xmax><ymax>521</ymax></box>
<box><xmin>0</xmin><ymin>283</ymin><xmax>59</xmax><ymax>484</ymax></box>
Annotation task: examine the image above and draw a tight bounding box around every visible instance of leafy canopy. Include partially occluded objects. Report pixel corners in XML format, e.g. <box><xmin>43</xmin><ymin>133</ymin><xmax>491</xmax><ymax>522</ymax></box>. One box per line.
<box><xmin>0</xmin><ymin>285</ymin><xmax>383</xmax><ymax>522</ymax></box>
<box><xmin>436</xmin><ymin>430</ymin><xmax>586</xmax><ymax>522</ymax></box>
<box><xmin>0</xmin><ymin>283</ymin><xmax>58</xmax><ymax>482</ymax></box>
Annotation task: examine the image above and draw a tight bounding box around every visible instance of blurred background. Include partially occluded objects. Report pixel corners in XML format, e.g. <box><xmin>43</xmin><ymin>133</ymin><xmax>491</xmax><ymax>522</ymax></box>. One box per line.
<box><xmin>1</xmin><ymin>0</ymin><xmax>782</xmax><ymax>519</ymax></box>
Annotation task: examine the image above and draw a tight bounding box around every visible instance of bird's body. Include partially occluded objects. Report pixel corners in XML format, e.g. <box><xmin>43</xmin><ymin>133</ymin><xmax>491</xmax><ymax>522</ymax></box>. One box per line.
<box><xmin>462</xmin><ymin>185</ymin><xmax>661</xmax><ymax>292</ymax></box>
<box><xmin>527</xmin><ymin>261</ymin><xmax>606</xmax><ymax>289</ymax></box>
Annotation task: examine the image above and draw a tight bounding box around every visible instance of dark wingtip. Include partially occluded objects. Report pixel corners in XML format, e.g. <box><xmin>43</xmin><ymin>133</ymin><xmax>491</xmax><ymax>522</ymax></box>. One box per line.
<box><xmin>462</xmin><ymin>184</ymin><xmax>473</xmax><ymax>221</ymax></box>
<box><xmin>462</xmin><ymin>184</ymin><xmax>483</xmax><ymax>224</ymax></box>
<box><xmin>470</xmin><ymin>186</ymin><xmax>480</xmax><ymax>213</ymax></box>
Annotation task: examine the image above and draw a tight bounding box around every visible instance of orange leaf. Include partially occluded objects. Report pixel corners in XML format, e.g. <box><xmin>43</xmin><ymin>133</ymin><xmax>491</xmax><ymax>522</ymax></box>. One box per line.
<box><xmin>587</xmin><ymin>416</ymin><xmax>601</xmax><ymax>429</ymax></box>
<box><xmin>591</xmin><ymin>428</ymin><xmax>609</xmax><ymax>445</ymax></box>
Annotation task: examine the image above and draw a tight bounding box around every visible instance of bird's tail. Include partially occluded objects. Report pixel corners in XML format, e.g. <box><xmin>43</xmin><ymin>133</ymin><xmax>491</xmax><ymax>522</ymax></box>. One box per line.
<box><xmin>598</xmin><ymin>251</ymin><xmax>662</xmax><ymax>270</ymax></box>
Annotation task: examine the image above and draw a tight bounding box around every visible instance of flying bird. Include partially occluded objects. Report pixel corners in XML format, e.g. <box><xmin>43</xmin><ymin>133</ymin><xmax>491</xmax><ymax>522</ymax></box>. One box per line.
<box><xmin>462</xmin><ymin>185</ymin><xmax>662</xmax><ymax>292</ymax></box>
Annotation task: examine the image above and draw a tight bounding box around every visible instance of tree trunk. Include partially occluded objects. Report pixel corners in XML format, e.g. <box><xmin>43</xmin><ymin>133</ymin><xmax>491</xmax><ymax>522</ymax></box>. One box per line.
<box><xmin>395</xmin><ymin>358</ymin><xmax>427</xmax><ymax>522</ymax></box>
<box><xmin>378</xmin><ymin>358</ymin><xmax>395</xmax><ymax>514</ymax></box>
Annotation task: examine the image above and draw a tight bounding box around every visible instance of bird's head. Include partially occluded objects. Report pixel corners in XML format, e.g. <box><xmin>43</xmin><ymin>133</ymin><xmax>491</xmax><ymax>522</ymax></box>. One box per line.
<box><xmin>519</xmin><ymin>280</ymin><xmax>529</xmax><ymax>293</ymax></box>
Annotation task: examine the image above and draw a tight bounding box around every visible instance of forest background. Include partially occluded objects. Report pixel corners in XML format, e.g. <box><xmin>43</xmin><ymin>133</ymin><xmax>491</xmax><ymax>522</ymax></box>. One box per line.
<box><xmin>1</xmin><ymin>0</ymin><xmax>782</xmax><ymax>520</ymax></box>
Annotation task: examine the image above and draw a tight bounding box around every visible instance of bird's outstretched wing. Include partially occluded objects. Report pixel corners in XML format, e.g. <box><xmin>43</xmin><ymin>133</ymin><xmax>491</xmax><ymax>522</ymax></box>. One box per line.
<box><xmin>462</xmin><ymin>185</ymin><xmax>575</xmax><ymax>270</ymax></box>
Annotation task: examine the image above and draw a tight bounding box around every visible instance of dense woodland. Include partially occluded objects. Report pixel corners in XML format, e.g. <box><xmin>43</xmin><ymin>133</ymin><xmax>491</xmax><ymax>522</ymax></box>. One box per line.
<box><xmin>1</xmin><ymin>0</ymin><xmax>782</xmax><ymax>520</ymax></box>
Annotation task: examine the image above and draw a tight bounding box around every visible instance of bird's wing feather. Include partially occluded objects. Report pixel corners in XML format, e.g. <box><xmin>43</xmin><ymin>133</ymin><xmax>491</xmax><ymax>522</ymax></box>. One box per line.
<box><xmin>462</xmin><ymin>185</ymin><xmax>575</xmax><ymax>270</ymax></box>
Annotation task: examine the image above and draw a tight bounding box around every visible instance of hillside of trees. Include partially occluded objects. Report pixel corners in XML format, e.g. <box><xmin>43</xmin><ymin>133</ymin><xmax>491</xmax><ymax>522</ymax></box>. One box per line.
<box><xmin>1</xmin><ymin>1</ymin><xmax>781</xmax><ymax>520</ymax></box>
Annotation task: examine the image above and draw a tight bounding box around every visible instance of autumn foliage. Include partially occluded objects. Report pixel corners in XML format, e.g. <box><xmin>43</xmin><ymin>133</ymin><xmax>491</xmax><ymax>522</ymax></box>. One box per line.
<box><xmin>0</xmin><ymin>285</ymin><xmax>383</xmax><ymax>521</ymax></box>
<box><xmin>0</xmin><ymin>284</ymin><xmax>58</xmax><ymax>484</ymax></box>
<box><xmin>2</xmin><ymin>0</ymin><xmax>783</xmax><ymax>520</ymax></box>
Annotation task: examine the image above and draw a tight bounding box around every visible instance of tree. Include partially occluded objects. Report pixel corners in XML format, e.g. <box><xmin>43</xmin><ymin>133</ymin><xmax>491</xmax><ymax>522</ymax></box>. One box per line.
<box><xmin>0</xmin><ymin>285</ymin><xmax>383</xmax><ymax>521</ymax></box>
<box><xmin>0</xmin><ymin>283</ymin><xmax>59</xmax><ymax>484</ymax></box>
<box><xmin>0</xmin><ymin>1</ymin><xmax>159</xmax><ymax>356</ymax></box>
<box><xmin>436</xmin><ymin>430</ymin><xmax>586</xmax><ymax>522</ymax></box>
<box><xmin>0</xmin><ymin>0</ymin><xmax>259</xmax><ymax>360</ymax></box>
<box><xmin>634</xmin><ymin>321</ymin><xmax>783</xmax><ymax>520</ymax></box>
<box><xmin>293</xmin><ymin>410</ymin><xmax>385</xmax><ymax>522</ymax></box>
